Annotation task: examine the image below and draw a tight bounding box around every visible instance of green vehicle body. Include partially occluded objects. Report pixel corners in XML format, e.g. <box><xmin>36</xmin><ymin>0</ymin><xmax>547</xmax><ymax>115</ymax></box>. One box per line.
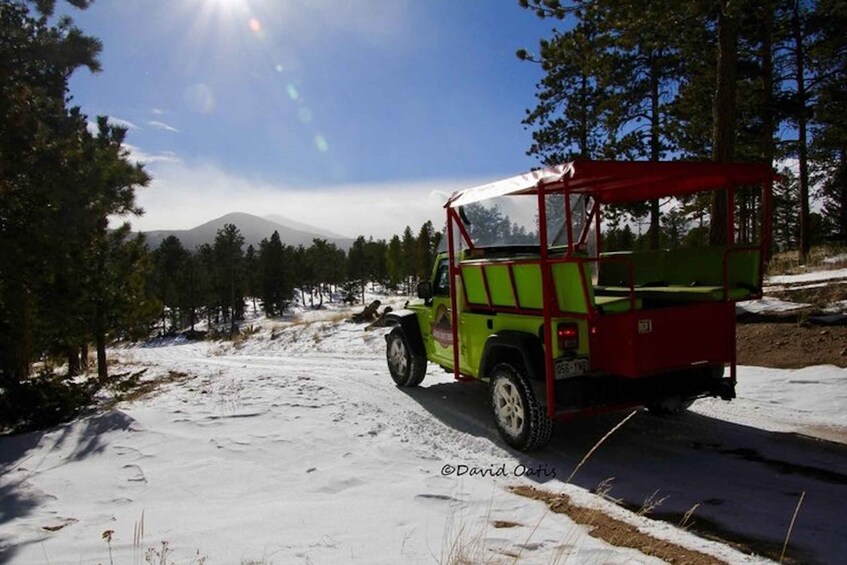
<box><xmin>406</xmin><ymin>252</ymin><xmax>585</xmax><ymax>379</ymax></box>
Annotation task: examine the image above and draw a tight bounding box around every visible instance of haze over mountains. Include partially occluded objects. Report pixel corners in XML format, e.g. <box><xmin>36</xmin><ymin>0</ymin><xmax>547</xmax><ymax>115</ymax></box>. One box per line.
<box><xmin>141</xmin><ymin>213</ymin><xmax>355</xmax><ymax>251</ymax></box>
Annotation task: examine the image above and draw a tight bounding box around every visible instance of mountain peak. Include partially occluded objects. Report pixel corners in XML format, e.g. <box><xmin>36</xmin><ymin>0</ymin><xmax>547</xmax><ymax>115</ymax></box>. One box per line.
<box><xmin>142</xmin><ymin>212</ymin><xmax>353</xmax><ymax>251</ymax></box>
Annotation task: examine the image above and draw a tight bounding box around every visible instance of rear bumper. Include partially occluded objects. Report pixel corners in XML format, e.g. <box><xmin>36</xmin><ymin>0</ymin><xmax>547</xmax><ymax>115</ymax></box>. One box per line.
<box><xmin>552</xmin><ymin>366</ymin><xmax>734</xmax><ymax>412</ymax></box>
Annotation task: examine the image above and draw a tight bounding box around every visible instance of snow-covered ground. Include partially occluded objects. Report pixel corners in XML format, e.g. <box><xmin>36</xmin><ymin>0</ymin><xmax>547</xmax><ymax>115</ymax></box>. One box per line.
<box><xmin>2</xmin><ymin>293</ymin><xmax>847</xmax><ymax>564</ymax></box>
<box><xmin>766</xmin><ymin>268</ymin><xmax>847</xmax><ymax>286</ymax></box>
<box><xmin>736</xmin><ymin>296</ymin><xmax>811</xmax><ymax>314</ymax></box>
<box><xmin>823</xmin><ymin>254</ymin><xmax>847</xmax><ymax>265</ymax></box>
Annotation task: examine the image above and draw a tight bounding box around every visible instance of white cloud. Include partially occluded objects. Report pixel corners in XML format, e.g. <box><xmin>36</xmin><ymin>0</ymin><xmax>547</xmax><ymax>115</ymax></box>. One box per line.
<box><xmin>120</xmin><ymin>159</ymin><xmax>487</xmax><ymax>240</ymax></box>
<box><xmin>125</xmin><ymin>144</ymin><xmax>181</xmax><ymax>165</ymax></box>
<box><xmin>148</xmin><ymin>120</ymin><xmax>181</xmax><ymax>133</ymax></box>
<box><xmin>107</xmin><ymin>117</ymin><xmax>139</xmax><ymax>130</ymax></box>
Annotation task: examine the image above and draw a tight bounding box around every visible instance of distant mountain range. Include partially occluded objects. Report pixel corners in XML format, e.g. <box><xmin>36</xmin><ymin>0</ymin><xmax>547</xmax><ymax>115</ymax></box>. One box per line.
<box><xmin>141</xmin><ymin>212</ymin><xmax>354</xmax><ymax>251</ymax></box>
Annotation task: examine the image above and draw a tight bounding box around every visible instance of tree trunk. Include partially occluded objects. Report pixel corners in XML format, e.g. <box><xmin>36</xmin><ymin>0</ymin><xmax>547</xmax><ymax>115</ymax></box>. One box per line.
<box><xmin>760</xmin><ymin>2</ymin><xmax>775</xmax><ymax>257</ymax></box>
<box><xmin>66</xmin><ymin>346</ymin><xmax>80</xmax><ymax>377</ymax></box>
<box><xmin>710</xmin><ymin>0</ymin><xmax>739</xmax><ymax>245</ymax></box>
<box><xmin>649</xmin><ymin>52</ymin><xmax>661</xmax><ymax>250</ymax></box>
<box><xmin>792</xmin><ymin>0</ymin><xmax>811</xmax><ymax>263</ymax></box>
<box><xmin>80</xmin><ymin>344</ymin><xmax>89</xmax><ymax>371</ymax></box>
<box><xmin>96</xmin><ymin>331</ymin><xmax>107</xmax><ymax>379</ymax></box>
<box><xmin>14</xmin><ymin>283</ymin><xmax>32</xmax><ymax>381</ymax></box>
<box><xmin>840</xmin><ymin>146</ymin><xmax>847</xmax><ymax>239</ymax></box>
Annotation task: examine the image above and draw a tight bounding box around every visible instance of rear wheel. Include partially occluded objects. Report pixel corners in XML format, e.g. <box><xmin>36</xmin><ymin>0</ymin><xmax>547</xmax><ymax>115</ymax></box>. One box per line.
<box><xmin>386</xmin><ymin>327</ymin><xmax>426</xmax><ymax>387</ymax></box>
<box><xmin>490</xmin><ymin>362</ymin><xmax>552</xmax><ymax>451</ymax></box>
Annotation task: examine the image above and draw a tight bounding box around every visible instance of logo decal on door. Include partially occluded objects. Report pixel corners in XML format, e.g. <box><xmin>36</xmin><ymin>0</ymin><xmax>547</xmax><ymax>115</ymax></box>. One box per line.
<box><xmin>432</xmin><ymin>304</ymin><xmax>453</xmax><ymax>348</ymax></box>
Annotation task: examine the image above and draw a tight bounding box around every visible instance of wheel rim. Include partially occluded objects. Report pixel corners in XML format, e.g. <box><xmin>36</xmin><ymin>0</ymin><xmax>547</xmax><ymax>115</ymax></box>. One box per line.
<box><xmin>388</xmin><ymin>337</ymin><xmax>408</xmax><ymax>376</ymax></box>
<box><xmin>493</xmin><ymin>379</ymin><xmax>525</xmax><ymax>438</ymax></box>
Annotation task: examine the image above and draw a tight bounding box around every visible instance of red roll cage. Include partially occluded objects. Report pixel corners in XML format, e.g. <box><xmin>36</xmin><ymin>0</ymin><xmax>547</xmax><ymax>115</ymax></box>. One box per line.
<box><xmin>442</xmin><ymin>160</ymin><xmax>775</xmax><ymax>417</ymax></box>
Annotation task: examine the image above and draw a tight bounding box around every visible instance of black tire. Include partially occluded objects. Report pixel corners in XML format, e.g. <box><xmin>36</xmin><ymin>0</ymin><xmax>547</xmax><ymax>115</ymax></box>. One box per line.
<box><xmin>386</xmin><ymin>327</ymin><xmax>426</xmax><ymax>387</ymax></box>
<box><xmin>489</xmin><ymin>362</ymin><xmax>552</xmax><ymax>451</ymax></box>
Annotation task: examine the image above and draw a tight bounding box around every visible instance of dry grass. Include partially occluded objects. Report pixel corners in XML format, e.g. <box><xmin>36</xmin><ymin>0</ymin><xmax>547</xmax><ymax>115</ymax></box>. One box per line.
<box><xmin>286</xmin><ymin>310</ymin><xmax>351</xmax><ymax>327</ymax></box>
<box><xmin>102</xmin><ymin>370</ymin><xmax>192</xmax><ymax>409</ymax></box>
<box><xmin>767</xmin><ymin>244</ymin><xmax>847</xmax><ymax>276</ymax></box>
<box><xmin>231</xmin><ymin>325</ymin><xmax>261</xmax><ymax>347</ymax></box>
<box><xmin>770</xmin><ymin>280</ymin><xmax>847</xmax><ymax>310</ymax></box>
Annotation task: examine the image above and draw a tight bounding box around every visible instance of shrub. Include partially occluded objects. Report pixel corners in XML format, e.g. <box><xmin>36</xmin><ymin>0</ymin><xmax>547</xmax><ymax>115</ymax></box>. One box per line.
<box><xmin>0</xmin><ymin>371</ymin><xmax>97</xmax><ymax>432</ymax></box>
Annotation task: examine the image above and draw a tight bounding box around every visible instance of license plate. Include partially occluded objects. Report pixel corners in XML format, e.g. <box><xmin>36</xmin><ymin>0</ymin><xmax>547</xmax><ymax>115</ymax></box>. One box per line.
<box><xmin>555</xmin><ymin>357</ymin><xmax>589</xmax><ymax>379</ymax></box>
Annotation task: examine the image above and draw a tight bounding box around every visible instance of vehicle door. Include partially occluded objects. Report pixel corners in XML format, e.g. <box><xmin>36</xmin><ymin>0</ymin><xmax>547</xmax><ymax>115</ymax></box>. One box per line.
<box><xmin>425</xmin><ymin>257</ymin><xmax>455</xmax><ymax>367</ymax></box>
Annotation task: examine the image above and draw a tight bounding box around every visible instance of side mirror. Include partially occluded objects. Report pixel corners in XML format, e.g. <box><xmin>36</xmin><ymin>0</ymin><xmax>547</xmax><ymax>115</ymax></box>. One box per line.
<box><xmin>417</xmin><ymin>281</ymin><xmax>433</xmax><ymax>300</ymax></box>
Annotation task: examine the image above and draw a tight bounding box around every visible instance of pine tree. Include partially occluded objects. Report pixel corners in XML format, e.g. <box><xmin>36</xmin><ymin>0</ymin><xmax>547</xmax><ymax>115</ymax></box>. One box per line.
<box><xmin>307</xmin><ymin>239</ymin><xmax>345</xmax><ymax>305</ymax></box>
<box><xmin>400</xmin><ymin>227</ymin><xmax>418</xmax><ymax>293</ymax></box>
<box><xmin>772</xmin><ymin>167</ymin><xmax>800</xmax><ymax>252</ymax></box>
<box><xmin>179</xmin><ymin>252</ymin><xmax>204</xmax><ymax>332</ymax></box>
<box><xmin>89</xmin><ymin>228</ymin><xmax>159</xmax><ymax>379</ymax></box>
<box><xmin>258</xmin><ymin>231</ymin><xmax>291</xmax><ymax>316</ymax></box>
<box><xmin>244</xmin><ymin>244</ymin><xmax>258</xmax><ymax>313</ymax></box>
<box><xmin>364</xmin><ymin>238</ymin><xmax>387</xmax><ymax>291</ymax></box>
<box><xmin>346</xmin><ymin>236</ymin><xmax>370</xmax><ymax>303</ymax></box>
<box><xmin>809</xmin><ymin>0</ymin><xmax>847</xmax><ymax>240</ymax></box>
<box><xmin>212</xmin><ymin>224</ymin><xmax>245</xmax><ymax>329</ymax></box>
<box><xmin>517</xmin><ymin>10</ymin><xmax>610</xmax><ymax>163</ymax></box>
<box><xmin>661</xmin><ymin>207</ymin><xmax>690</xmax><ymax>248</ymax></box>
<box><xmin>0</xmin><ymin>1</ymin><xmax>103</xmax><ymax>383</ymax></box>
<box><xmin>416</xmin><ymin>221</ymin><xmax>437</xmax><ymax>280</ymax></box>
<box><xmin>589</xmin><ymin>0</ymin><xmax>686</xmax><ymax>248</ymax></box>
<box><xmin>521</xmin><ymin>0</ymin><xmax>786</xmax><ymax>252</ymax></box>
<box><xmin>153</xmin><ymin>236</ymin><xmax>190</xmax><ymax>332</ymax></box>
<box><xmin>386</xmin><ymin>235</ymin><xmax>404</xmax><ymax>290</ymax></box>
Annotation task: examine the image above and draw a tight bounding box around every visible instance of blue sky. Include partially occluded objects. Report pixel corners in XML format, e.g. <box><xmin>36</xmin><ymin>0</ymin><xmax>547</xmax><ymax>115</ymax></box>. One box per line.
<box><xmin>63</xmin><ymin>0</ymin><xmax>559</xmax><ymax>238</ymax></box>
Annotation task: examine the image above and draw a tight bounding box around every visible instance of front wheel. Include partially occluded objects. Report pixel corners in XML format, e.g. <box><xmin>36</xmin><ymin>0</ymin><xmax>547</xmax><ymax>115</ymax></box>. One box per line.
<box><xmin>386</xmin><ymin>327</ymin><xmax>426</xmax><ymax>387</ymax></box>
<box><xmin>490</xmin><ymin>362</ymin><xmax>552</xmax><ymax>451</ymax></box>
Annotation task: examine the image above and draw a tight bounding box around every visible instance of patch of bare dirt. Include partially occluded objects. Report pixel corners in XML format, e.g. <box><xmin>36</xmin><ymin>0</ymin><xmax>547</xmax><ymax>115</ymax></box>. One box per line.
<box><xmin>737</xmin><ymin>322</ymin><xmax>847</xmax><ymax>369</ymax></box>
<box><xmin>511</xmin><ymin>485</ymin><xmax>727</xmax><ymax>565</ymax></box>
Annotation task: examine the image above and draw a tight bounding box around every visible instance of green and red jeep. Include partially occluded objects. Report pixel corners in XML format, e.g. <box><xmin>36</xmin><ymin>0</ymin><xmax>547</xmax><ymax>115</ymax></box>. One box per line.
<box><xmin>386</xmin><ymin>160</ymin><xmax>774</xmax><ymax>451</ymax></box>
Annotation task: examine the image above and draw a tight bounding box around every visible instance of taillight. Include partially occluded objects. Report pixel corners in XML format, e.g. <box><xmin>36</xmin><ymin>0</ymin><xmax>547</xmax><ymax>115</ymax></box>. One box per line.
<box><xmin>557</xmin><ymin>323</ymin><xmax>579</xmax><ymax>350</ymax></box>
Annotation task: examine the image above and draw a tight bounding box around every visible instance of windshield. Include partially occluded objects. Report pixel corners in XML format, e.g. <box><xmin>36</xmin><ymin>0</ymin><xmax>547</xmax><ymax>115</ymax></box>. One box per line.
<box><xmin>452</xmin><ymin>194</ymin><xmax>588</xmax><ymax>249</ymax></box>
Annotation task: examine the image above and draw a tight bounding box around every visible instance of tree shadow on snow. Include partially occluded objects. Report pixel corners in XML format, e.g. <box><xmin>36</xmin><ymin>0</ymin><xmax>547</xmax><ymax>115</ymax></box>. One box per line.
<box><xmin>402</xmin><ymin>379</ymin><xmax>847</xmax><ymax>565</ymax></box>
<box><xmin>0</xmin><ymin>410</ymin><xmax>137</xmax><ymax>563</ymax></box>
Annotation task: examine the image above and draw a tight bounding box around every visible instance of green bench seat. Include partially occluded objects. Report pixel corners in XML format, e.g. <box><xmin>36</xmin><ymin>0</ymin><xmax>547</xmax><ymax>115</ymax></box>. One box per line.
<box><xmin>596</xmin><ymin>246</ymin><xmax>760</xmax><ymax>304</ymax></box>
<box><xmin>460</xmin><ymin>260</ymin><xmax>644</xmax><ymax>314</ymax></box>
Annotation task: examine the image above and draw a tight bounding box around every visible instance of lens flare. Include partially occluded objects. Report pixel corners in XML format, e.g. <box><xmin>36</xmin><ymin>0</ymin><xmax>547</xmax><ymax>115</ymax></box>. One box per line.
<box><xmin>298</xmin><ymin>108</ymin><xmax>313</xmax><ymax>123</ymax></box>
<box><xmin>286</xmin><ymin>84</ymin><xmax>300</xmax><ymax>101</ymax></box>
<box><xmin>248</xmin><ymin>18</ymin><xmax>261</xmax><ymax>33</ymax></box>
<box><xmin>184</xmin><ymin>83</ymin><xmax>215</xmax><ymax>113</ymax></box>
<box><xmin>315</xmin><ymin>135</ymin><xmax>329</xmax><ymax>153</ymax></box>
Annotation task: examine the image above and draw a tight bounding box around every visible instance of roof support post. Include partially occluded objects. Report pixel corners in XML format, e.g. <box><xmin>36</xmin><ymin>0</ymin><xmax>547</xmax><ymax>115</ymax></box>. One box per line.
<box><xmin>447</xmin><ymin>207</ymin><xmax>462</xmax><ymax>381</ymax></box>
<box><xmin>537</xmin><ymin>182</ymin><xmax>556</xmax><ymax>418</ymax></box>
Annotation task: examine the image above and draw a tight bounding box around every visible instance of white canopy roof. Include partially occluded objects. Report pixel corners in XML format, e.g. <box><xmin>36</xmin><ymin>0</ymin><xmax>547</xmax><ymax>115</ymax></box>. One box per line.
<box><xmin>446</xmin><ymin>162</ymin><xmax>574</xmax><ymax>208</ymax></box>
